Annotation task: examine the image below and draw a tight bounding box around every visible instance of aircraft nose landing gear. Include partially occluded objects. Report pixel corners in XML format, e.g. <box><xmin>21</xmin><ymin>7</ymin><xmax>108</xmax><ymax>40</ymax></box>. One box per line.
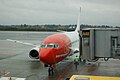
<box><xmin>48</xmin><ymin>65</ymin><xmax>54</xmax><ymax>76</ymax></box>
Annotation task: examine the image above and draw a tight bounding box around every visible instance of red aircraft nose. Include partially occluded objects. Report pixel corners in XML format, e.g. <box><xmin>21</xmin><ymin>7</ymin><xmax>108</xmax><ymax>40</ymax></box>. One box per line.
<box><xmin>40</xmin><ymin>48</ymin><xmax>56</xmax><ymax>65</ymax></box>
<box><xmin>39</xmin><ymin>33</ymin><xmax>71</xmax><ymax>65</ymax></box>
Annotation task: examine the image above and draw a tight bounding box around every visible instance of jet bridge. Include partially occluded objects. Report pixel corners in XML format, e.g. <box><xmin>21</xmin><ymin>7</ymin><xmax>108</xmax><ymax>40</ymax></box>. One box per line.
<box><xmin>79</xmin><ymin>28</ymin><xmax>120</xmax><ymax>61</ymax></box>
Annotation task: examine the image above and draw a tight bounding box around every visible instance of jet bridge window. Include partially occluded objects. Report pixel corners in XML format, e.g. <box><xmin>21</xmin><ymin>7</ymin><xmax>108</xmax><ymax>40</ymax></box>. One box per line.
<box><xmin>83</xmin><ymin>38</ymin><xmax>89</xmax><ymax>46</ymax></box>
<box><xmin>41</xmin><ymin>43</ymin><xmax>59</xmax><ymax>48</ymax></box>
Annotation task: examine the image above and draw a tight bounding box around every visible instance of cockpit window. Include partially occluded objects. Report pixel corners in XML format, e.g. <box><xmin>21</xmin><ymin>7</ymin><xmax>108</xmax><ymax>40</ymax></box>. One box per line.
<box><xmin>54</xmin><ymin>44</ymin><xmax>59</xmax><ymax>48</ymax></box>
<box><xmin>41</xmin><ymin>43</ymin><xmax>59</xmax><ymax>48</ymax></box>
<box><xmin>41</xmin><ymin>44</ymin><xmax>46</xmax><ymax>48</ymax></box>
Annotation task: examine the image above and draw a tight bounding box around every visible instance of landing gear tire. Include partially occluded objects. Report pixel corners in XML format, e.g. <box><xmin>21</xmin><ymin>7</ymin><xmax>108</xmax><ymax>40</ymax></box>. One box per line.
<box><xmin>104</xmin><ymin>58</ymin><xmax>109</xmax><ymax>61</ymax></box>
<box><xmin>83</xmin><ymin>59</ymin><xmax>86</xmax><ymax>63</ymax></box>
<box><xmin>87</xmin><ymin>58</ymin><xmax>99</xmax><ymax>62</ymax></box>
<box><xmin>44</xmin><ymin>64</ymin><xmax>49</xmax><ymax>67</ymax></box>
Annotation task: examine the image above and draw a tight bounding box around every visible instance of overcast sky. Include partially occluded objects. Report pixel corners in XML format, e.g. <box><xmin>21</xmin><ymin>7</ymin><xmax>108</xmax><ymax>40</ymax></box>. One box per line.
<box><xmin>0</xmin><ymin>0</ymin><xmax>120</xmax><ymax>26</ymax></box>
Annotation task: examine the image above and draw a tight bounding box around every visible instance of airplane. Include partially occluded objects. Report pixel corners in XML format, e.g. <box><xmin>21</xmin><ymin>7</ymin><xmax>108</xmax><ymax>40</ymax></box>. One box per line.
<box><xmin>7</xmin><ymin>8</ymin><xmax>81</xmax><ymax>75</ymax></box>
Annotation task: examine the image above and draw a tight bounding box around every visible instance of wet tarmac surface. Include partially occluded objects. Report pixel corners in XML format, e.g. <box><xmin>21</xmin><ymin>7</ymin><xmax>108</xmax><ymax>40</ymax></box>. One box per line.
<box><xmin>60</xmin><ymin>59</ymin><xmax>120</xmax><ymax>79</ymax></box>
<box><xmin>0</xmin><ymin>31</ymin><xmax>120</xmax><ymax>80</ymax></box>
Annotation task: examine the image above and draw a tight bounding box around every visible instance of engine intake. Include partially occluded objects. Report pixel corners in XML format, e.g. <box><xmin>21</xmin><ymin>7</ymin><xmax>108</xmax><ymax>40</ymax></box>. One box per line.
<box><xmin>29</xmin><ymin>47</ymin><xmax>40</xmax><ymax>59</ymax></box>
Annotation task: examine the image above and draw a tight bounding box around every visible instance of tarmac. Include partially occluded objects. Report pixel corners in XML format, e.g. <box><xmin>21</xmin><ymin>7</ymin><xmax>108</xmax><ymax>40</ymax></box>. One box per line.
<box><xmin>0</xmin><ymin>31</ymin><xmax>120</xmax><ymax>80</ymax></box>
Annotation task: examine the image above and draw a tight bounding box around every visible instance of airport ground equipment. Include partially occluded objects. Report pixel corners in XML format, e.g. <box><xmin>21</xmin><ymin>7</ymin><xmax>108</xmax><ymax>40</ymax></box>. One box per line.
<box><xmin>79</xmin><ymin>28</ymin><xmax>120</xmax><ymax>61</ymax></box>
<box><xmin>70</xmin><ymin>75</ymin><xmax>120</xmax><ymax>80</ymax></box>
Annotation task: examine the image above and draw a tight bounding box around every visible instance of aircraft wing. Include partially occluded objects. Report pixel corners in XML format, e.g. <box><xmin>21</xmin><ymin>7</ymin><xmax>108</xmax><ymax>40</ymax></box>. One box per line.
<box><xmin>6</xmin><ymin>39</ymin><xmax>38</xmax><ymax>47</ymax></box>
<box><xmin>57</xmin><ymin>30</ymin><xmax>67</xmax><ymax>32</ymax></box>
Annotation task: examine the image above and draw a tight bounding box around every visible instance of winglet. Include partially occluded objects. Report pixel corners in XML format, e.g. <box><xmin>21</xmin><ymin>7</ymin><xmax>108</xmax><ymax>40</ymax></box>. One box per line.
<box><xmin>75</xmin><ymin>7</ymin><xmax>81</xmax><ymax>32</ymax></box>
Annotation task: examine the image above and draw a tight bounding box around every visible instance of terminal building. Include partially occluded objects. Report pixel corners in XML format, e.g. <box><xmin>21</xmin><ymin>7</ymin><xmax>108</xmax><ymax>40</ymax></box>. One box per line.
<box><xmin>79</xmin><ymin>28</ymin><xmax>120</xmax><ymax>61</ymax></box>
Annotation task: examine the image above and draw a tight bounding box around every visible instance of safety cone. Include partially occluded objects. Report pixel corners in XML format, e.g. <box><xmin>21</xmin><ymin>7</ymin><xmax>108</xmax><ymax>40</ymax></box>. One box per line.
<box><xmin>0</xmin><ymin>71</ymin><xmax>1</xmax><ymax>76</ymax></box>
<box><xmin>9</xmin><ymin>77</ymin><xmax>12</xmax><ymax>80</ymax></box>
<box><xmin>4</xmin><ymin>70</ymin><xmax>6</xmax><ymax>75</ymax></box>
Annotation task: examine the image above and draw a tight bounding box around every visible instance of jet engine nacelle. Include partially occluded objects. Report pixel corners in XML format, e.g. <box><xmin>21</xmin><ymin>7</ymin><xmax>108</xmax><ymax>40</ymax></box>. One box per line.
<box><xmin>29</xmin><ymin>47</ymin><xmax>40</xmax><ymax>59</ymax></box>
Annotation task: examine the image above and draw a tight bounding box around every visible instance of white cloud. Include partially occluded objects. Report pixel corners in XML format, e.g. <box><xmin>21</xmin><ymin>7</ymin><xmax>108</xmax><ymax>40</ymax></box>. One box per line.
<box><xmin>0</xmin><ymin>0</ymin><xmax>120</xmax><ymax>26</ymax></box>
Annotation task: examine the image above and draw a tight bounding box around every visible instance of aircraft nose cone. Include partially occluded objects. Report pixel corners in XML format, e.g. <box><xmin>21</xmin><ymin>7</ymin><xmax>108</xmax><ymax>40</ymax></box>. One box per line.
<box><xmin>40</xmin><ymin>49</ymin><xmax>56</xmax><ymax>64</ymax></box>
